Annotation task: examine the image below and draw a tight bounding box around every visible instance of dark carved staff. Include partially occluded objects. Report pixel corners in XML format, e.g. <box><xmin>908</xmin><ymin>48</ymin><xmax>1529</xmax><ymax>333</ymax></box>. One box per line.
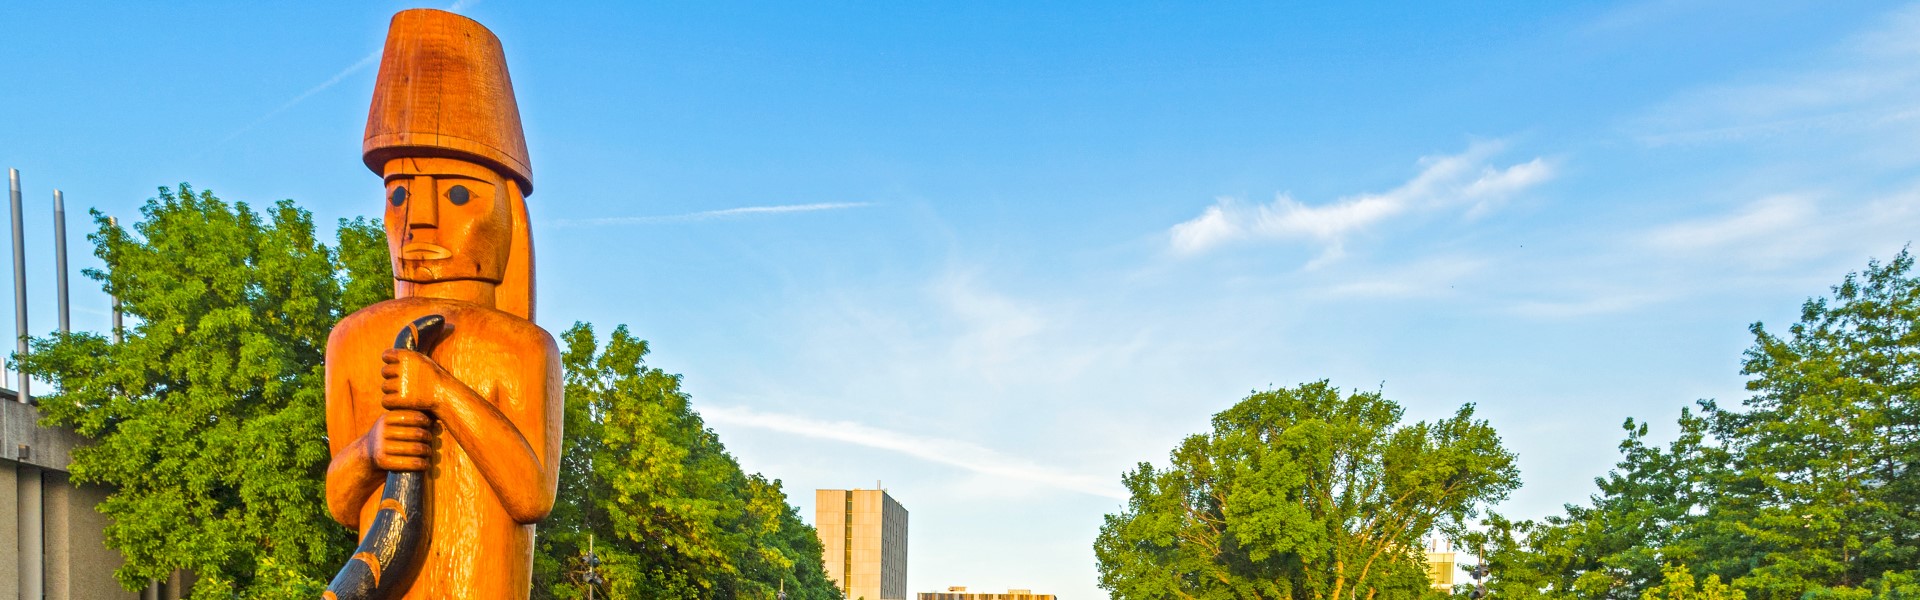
<box><xmin>324</xmin><ymin>314</ymin><xmax>446</xmax><ymax>600</ymax></box>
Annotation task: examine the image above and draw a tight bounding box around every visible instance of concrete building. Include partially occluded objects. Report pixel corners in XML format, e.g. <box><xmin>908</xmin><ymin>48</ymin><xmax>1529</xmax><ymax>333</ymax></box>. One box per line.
<box><xmin>918</xmin><ymin>586</ymin><xmax>1055</xmax><ymax>600</ymax></box>
<box><xmin>2</xmin><ymin>391</ymin><xmax>145</xmax><ymax>600</ymax></box>
<box><xmin>815</xmin><ymin>488</ymin><xmax>908</xmax><ymax>600</ymax></box>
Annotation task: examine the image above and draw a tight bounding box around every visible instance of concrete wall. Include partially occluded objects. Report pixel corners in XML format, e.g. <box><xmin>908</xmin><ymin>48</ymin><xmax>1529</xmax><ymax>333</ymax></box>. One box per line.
<box><xmin>2</xmin><ymin>461</ymin><xmax>140</xmax><ymax>600</ymax></box>
<box><xmin>45</xmin><ymin>470</ymin><xmax>135</xmax><ymax>599</ymax></box>
<box><xmin>1</xmin><ymin>397</ymin><xmax>79</xmax><ymax>472</ymax></box>
<box><xmin>2</xmin><ymin>399</ymin><xmax>142</xmax><ymax>600</ymax></box>
<box><xmin>1</xmin><ymin>463</ymin><xmax>17</xmax><ymax>600</ymax></box>
<box><xmin>816</xmin><ymin>489</ymin><xmax>848</xmax><ymax>596</ymax></box>
<box><xmin>879</xmin><ymin>492</ymin><xmax>907</xmax><ymax>600</ymax></box>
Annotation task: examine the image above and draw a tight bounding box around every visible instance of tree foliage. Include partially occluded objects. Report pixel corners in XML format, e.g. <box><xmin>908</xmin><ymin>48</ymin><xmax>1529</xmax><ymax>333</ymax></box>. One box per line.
<box><xmin>1482</xmin><ymin>251</ymin><xmax>1920</xmax><ymax>600</ymax></box>
<box><xmin>533</xmin><ymin>323</ymin><xmax>841</xmax><ymax>600</ymax></box>
<box><xmin>21</xmin><ymin>184</ymin><xmax>389</xmax><ymax>595</ymax></box>
<box><xmin>1095</xmin><ymin>381</ymin><xmax>1521</xmax><ymax>600</ymax></box>
<box><xmin>1641</xmin><ymin>566</ymin><xmax>1745</xmax><ymax>600</ymax></box>
<box><xmin>1467</xmin><ymin>410</ymin><xmax>1719</xmax><ymax>600</ymax></box>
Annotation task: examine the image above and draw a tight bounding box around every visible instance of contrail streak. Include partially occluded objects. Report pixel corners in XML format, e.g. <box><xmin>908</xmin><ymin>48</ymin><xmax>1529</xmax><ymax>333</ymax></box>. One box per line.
<box><xmin>213</xmin><ymin>50</ymin><xmax>382</xmax><ymax>147</ymax></box>
<box><xmin>702</xmin><ymin>405</ymin><xmax>1126</xmax><ymax>499</ymax></box>
<box><xmin>552</xmin><ymin>202</ymin><xmax>874</xmax><ymax>227</ymax></box>
<box><xmin>210</xmin><ymin>0</ymin><xmax>483</xmax><ymax>148</ymax></box>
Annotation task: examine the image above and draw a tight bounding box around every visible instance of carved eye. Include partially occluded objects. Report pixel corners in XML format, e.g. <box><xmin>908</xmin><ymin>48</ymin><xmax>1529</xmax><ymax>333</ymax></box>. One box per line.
<box><xmin>390</xmin><ymin>186</ymin><xmax>408</xmax><ymax>207</ymax></box>
<box><xmin>448</xmin><ymin>185</ymin><xmax>470</xmax><ymax>206</ymax></box>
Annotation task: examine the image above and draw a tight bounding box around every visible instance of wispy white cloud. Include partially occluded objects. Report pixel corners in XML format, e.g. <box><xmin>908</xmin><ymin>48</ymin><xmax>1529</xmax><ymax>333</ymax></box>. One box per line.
<box><xmin>1508</xmin><ymin>293</ymin><xmax>1664</xmax><ymax>319</ymax></box>
<box><xmin>701</xmin><ymin>405</ymin><xmax>1126</xmax><ymax>499</ymax></box>
<box><xmin>1315</xmin><ymin>256</ymin><xmax>1487</xmax><ymax>299</ymax></box>
<box><xmin>931</xmin><ymin>270</ymin><xmax>1046</xmax><ymax>382</ymax></box>
<box><xmin>1168</xmin><ymin>142</ymin><xmax>1555</xmax><ymax>263</ymax></box>
<box><xmin>1578</xmin><ymin>0</ymin><xmax>1712</xmax><ymax>35</ymax></box>
<box><xmin>1631</xmin><ymin>4</ymin><xmax>1920</xmax><ymax>147</ymax></box>
<box><xmin>552</xmin><ymin>202</ymin><xmax>873</xmax><ymax>227</ymax></box>
<box><xmin>1644</xmin><ymin>195</ymin><xmax>1813</xmax><ymax>252</ymax></box>
<box><xmin>1464</xmin><ymin>157</ymin><xmax>1554</xmax><ymax>218</ymax></box>
<box><xmin>1638</xmin><ymin>187</ymin><xmax>1920</xmax><ymax>272</ymax></box>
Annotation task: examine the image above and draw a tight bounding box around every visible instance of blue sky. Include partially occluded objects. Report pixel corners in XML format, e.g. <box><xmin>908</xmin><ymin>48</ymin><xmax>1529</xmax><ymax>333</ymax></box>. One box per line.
<box><xmin>6</xmin><ymin>1</ymin><xmax>1920</xmax><ymax>597</ymax></box>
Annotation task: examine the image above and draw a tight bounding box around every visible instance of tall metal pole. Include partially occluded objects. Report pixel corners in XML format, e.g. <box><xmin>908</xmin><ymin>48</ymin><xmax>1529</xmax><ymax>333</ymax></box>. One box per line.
<box><xmin>8</xmin><ymin>167</ymin><xmax>40</xmax><ymax>600</ymax></box>
<box><xmin>54</xmin><ymin>190</ymin><xmax>69</xmax><ymax>334</ymax></box>
<box><xmin>8</xmin><ymin>168</ymin><xmax>26</xmax><ymax>403</ymax></box>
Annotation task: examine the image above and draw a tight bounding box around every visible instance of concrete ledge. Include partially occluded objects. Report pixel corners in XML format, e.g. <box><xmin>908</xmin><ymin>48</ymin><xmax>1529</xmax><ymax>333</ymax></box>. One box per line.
<box><xmin>0</xmin><ymin>396</ymin><xmax>84</xmax><ymax>472</ymax></box>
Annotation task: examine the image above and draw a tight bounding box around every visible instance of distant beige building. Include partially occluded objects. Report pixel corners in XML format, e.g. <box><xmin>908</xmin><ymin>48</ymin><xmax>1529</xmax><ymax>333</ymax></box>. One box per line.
<box><xmin>816</xmin><ymin>488</ymin><xmax>908</xmax><ymax>600</ymax></box>
<box><xmin>918</xmin><ymin>586</ymin><xmax>1055</xmax><ymax>600</ymax></box>
<box><xmin>1426</xmin><ymin>538</ymin><xmax>1457</xmax><ymax>590</ymax></box>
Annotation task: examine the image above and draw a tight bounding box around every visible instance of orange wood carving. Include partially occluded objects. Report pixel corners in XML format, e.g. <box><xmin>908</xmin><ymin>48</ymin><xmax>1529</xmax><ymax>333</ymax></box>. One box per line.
<box><xmin>323</xmin><ymin>9</ymin><xmax>560</xmax><ymax>599</ymax></box>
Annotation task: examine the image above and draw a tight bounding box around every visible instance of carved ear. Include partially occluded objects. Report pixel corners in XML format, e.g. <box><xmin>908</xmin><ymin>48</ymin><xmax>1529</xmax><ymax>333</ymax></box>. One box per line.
<box><xmin>494</xmin><ymin>180</ymin><xmax>535</xmax><ymax>320</ymax></box>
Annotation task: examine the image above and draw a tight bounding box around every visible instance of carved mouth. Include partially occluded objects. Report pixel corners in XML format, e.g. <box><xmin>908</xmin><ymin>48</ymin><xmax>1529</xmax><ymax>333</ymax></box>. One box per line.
<box><xmin>401</xmin><ymin>242</ymin><xmax>452</xmax><ymax>260</ymax></box>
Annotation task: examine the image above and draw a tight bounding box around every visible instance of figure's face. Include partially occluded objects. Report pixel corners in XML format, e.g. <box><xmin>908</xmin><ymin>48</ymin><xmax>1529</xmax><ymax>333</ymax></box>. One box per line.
<box><xmin>381</xmin><ymin>157</ymin><xmax>515</xmax><ymax>284</ymax></box>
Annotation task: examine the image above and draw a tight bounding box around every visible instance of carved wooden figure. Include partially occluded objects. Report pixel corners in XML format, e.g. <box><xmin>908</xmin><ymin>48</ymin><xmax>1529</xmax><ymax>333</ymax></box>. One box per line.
<box><xmin>322</xmin><ymin>9</ymin><xmax>561</xmax><ymax>599</ymax></box>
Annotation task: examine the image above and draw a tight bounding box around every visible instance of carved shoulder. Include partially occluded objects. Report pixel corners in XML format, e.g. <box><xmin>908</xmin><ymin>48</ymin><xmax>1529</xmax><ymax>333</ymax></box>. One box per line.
<box><xmin>462</xmin><ymin>306</ymin><xmax>560</xmax><ymax>359</ymax></box>
<box><xmin>328</xmin><ymin>299</ymin><xmax>421</xmax><ymax>361</ymax></box>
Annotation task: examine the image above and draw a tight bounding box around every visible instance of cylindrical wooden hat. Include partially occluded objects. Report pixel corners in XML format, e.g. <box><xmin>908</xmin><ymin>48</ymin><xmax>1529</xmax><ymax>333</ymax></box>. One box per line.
<box><xmin>363</xmin><ymin>9</ymin><xmax>533</xmax><ymax>195</ymax></box>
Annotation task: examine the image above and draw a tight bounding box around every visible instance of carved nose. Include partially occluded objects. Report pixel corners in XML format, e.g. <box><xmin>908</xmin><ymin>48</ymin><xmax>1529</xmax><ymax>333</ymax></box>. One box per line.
<box><xmin>407</xmin><ymin>175</ymin><xmax>438</xmax><ymax>230</ymax></box>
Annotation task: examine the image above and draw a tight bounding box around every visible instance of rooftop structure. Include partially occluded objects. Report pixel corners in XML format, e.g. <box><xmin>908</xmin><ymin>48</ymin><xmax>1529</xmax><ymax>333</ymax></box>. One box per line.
<box><xmin>917</xmin><ymin>586</ymin><xmax>1056</xmax><ymax>600</ymax></box>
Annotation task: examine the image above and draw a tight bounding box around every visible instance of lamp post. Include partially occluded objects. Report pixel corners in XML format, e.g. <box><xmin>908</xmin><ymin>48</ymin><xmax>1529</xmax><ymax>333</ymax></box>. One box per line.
<box><xmin>580</xmin><ymin>533</ymin><xmax>603</xmax><ymax>600</ymax></box>
<box><xmin>1469</xmin><ymin>543</ymin><xmax>1489</xmax><ymax>599</ymax></box>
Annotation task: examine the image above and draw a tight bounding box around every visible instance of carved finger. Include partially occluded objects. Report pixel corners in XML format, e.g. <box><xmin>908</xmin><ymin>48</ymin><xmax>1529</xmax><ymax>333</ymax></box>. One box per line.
<box><xmin>377</xmin><ymin>456</ymin><xmax>429</xmax><ymax>472</ymax></box>
<box><xmin>383</xmin><ymin>388</ymin><xmax>428</xmax><ymax>406</ymax></box>
<box><xmin>384</xmin><ymin>426</ymin><xmax>432</xmax><ymax>442</ymax></box>
<box><xmin>384</xmin><ymin>441</ymin><xmax>432</xmax><ymax>457</ymax></box>
<box><xmin>381</xmin><ymin>362</ymin><xmax>402</xmax><ymax>379</ymax></box>
<box><xmin>385</xmin><ymin>410</ymin><xmax>429</xmax><ymax>426</ymax></box>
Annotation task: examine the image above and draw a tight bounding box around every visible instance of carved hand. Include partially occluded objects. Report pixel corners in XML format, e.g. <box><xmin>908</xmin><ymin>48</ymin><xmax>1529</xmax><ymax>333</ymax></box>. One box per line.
<box><xmin>381</xmin><ymin>348</ymin><xmax>451</xmax><ymax>412</ymax></box>
<box><xmin>368</xmin><ymin>410</ymin><xmax>434</xmax><ymax>472</ymax></box>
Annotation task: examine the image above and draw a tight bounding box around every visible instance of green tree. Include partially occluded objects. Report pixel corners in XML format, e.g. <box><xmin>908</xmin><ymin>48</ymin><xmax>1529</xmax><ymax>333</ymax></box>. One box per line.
<box><xmin>1095</xmin><ymin>381</ymin><xmax>1521</xmax><ymax>600</ymax></box>
<box><xmin>1693</xmin><ymin>250</ymin><xmax>1920</xmax><ymax>599</ymax></box>
<box><xmin>533</xmin><ymin>323</ymin><xmax>841</xmax><ymax>600</ymax></box>
<box><xmin>1471</xmin><ymin>409</ymin><xmax>1720</xmax><ymax>600</ymax></box>
<box><xmin>20</xmin><ymin>184</ymin><xmax>389</xmax><ymax>596</ymax></box>
<box><xmin>1641</xmin><ymin>565</ymin><xmax>1745</xmax><ymax>600</ymax></box>
<box><xmin>1484</xmin><ymin>251</ymin><xmax>1920</xmax><ymax>600</ymax></box>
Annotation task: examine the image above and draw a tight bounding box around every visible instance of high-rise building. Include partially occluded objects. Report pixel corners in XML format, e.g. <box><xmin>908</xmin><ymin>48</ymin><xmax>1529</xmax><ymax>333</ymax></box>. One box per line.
<box><xmin>815</xmin><ymin>488</ymin><xmax>908</xmax><ymax>600</ymax></box>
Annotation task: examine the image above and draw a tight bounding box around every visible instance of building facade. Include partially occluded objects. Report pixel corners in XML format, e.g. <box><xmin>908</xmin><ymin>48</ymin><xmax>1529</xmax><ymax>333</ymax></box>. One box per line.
<box><xmin>815</xmin><ymin>488</ymin><xmax>908</xmax><ymax>600</ymax></box>
<box><xmin>2</xmin><ymin>393</ymin><xmax>149</xmax><ymax>600</ymax></box>
<box><xmin>917</xmin><ymin>586</ymin><xmax>1055</xmax><ymax>600</ymax></box>
<box><xmin>1426</xmin><ymin>538</ymin><xmax>1457</xmax><ymax>591</ymax></box>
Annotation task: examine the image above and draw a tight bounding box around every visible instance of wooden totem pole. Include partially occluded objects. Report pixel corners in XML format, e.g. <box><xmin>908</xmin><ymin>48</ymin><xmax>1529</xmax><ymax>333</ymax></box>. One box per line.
<box><xmin>322</xmin><ymin>9</ymin><xmax>562</xmax><ymax>599</ymax></box>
